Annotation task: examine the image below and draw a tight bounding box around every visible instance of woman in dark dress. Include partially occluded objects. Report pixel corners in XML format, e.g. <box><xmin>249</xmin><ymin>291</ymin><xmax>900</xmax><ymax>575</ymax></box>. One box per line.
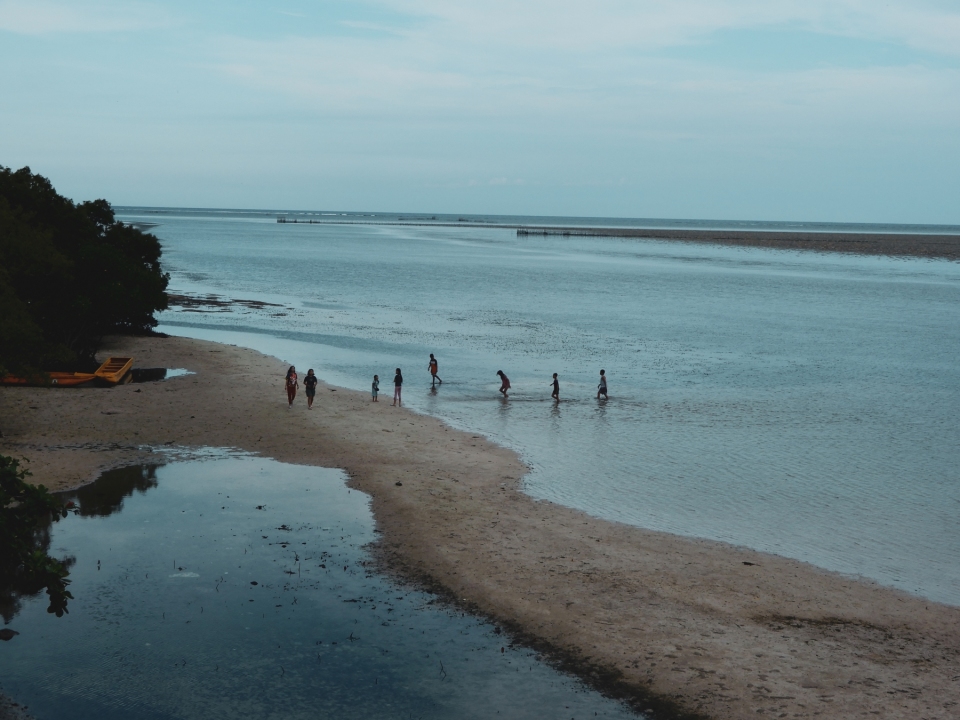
<box><xmin>304</xmin><ymin>369</ymin><xmax>318</xmax><ymax>409</ymax></box>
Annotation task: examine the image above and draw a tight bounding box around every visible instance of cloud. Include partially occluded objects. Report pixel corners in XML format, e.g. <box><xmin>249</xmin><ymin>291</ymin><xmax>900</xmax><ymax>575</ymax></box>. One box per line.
<box><xmin>370</xmin><ymin>0</ymin><xmax>960</xmax><ymax>56</ymax></box>
<box><xmin>207</xmin><ymin>0</ymin><xmax>960</xmax><ymax>131</ymax></box>
<box><xmin>0</xmin><ymin>0</ymin><xmax>171</xmax><ymax>35</ymax></box>
<box><xmin>3</xmin><ymin>0</ymin><xmax>956</xmax><ymax>218</ymax></box>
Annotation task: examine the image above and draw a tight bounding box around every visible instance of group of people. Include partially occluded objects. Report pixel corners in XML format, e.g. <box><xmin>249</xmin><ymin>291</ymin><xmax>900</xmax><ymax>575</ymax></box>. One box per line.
<box><xmin>284</xmin><ymin>354</ymin><xmax>608</xmax><ymax>408</ymax></box>
<box><xmin>498</xmin><ymin>368</ymin><xmax>607</xmax><ymax>401</ymax></box>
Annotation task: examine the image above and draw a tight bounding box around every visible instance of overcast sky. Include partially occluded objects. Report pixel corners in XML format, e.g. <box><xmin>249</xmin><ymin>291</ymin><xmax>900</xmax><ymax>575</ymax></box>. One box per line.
<box><xmin>1</xmin><ymin>0</ymin><xmax>958</xmax><ymax>222</ymax></box>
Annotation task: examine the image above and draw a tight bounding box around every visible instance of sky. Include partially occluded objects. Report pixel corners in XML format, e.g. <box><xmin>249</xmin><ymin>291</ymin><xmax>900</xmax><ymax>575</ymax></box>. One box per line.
<box><xmin>1</xmin><ymin>0</ymin><xmax>959</xmax><ymax>223</ymax></box>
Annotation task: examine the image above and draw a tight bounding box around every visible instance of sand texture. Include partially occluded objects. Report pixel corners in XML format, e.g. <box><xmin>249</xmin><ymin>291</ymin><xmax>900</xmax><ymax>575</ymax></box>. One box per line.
<box><xmin>2</xmin><ymin>335</ymin><xmax>958</xmax><ymax>720</ymax></box>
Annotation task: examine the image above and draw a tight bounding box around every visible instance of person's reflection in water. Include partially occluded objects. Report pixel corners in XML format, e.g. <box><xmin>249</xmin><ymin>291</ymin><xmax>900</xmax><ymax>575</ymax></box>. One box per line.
<box><xmin>497</xmin><ymin>392</ymin><xmax>511</xmax><ymax>422</ymax></box>
<box><xmin>594</xmin><ymin>396</ymin><xmax>609</xmax><ymax>426</ymax></box>
<box><xmin>549</xmin><ymin>397</ymin><xmax>562</xmax><ymax>431</ymax></box>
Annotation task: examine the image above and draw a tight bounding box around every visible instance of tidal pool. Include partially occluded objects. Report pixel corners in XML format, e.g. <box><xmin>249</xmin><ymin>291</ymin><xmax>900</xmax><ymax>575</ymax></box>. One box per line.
<box><xmin>0</xmin><ymin>454</ymin><xmax>640</xmax><ymax>720</ymax></box>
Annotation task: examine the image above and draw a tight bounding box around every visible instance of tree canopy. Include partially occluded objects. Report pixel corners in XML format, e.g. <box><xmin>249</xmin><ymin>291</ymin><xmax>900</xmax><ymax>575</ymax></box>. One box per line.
<box><xmin>0</xmin><ymin>166</ymin><xmax>169</xmax><ymax>375</ymax></box>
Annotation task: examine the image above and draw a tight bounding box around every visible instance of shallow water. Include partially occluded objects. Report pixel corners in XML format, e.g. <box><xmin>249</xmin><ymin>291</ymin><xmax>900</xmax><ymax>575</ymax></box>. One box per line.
<box><xmin>122</xmin><ymin>208</ymin><xmax>960</xmax><ymax>605</ymax></box>
<box><xmin>0</xmin><ymin>455</ymin><xmax>639</xmax><ymax>719</ymax></box>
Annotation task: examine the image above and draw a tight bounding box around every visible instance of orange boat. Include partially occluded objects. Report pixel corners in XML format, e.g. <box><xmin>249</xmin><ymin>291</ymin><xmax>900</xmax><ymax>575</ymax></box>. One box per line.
<box><xmin>94</xmin><ymin>357</ymin><xmax>134</xmax><ymax>384</ymax></box>
<box><xmin>1</xmin><ymin>372</ymin><xmax>96</xmax><ymax>387</ymax></box>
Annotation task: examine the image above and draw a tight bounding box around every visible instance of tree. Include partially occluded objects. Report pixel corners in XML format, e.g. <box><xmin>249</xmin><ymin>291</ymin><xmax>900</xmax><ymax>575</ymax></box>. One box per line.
<box><xmin>0</xmin><ymin>166</ymin><xmax>169</xmax><ymax>375</ymax></box>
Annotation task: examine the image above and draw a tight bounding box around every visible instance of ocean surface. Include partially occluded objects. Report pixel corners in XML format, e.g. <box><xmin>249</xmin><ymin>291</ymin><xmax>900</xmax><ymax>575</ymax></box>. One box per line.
<box><xmin>119</xmin><ymin>207</ymin><xmax>960</xmax><ymax>606</ymax></box>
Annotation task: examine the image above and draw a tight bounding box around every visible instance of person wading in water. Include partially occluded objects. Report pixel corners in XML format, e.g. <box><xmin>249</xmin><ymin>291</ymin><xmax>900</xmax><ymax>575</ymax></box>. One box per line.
<box><xmin>497</xmin><ymin>370</ymin><xmax>511</xmax><ymax>398</ymax></box>
<box><xmin>428</xmin><ymin>353</ymin><xmax>442</xmax><ymax>387</ymax></box>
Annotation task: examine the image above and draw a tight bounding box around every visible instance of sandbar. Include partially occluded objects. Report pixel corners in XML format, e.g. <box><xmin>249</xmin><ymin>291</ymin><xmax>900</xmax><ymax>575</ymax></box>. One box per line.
<box><xmin>515</xmin><ymin>227</ymin><xmax>960</xmax><ymax>260</ymax></box>
<box><xmin>1</xmin><ymin>334</ymin><xmax>958</xmax><ymax>719</ymax></box>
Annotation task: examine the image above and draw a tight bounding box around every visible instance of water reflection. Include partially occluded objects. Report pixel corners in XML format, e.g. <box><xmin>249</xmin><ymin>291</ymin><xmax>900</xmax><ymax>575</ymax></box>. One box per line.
<box><xmin>0</xmin><ymin>529</ymin><xmax>75</xmax><ymax>624</ymax></box>
<box><xmin>2</xmin><ymin>465</ymin><xmax>162</xmax><ymax>623</ymax></box>
<box><xmin>0</xmin><ymin>456</ymin><xmax>641</xmax><ymax>720</ymax></box>
<box><xmin>63</xmin><ymin>464</ymin><xmax>160</xmax><ymax>517</ymax></box>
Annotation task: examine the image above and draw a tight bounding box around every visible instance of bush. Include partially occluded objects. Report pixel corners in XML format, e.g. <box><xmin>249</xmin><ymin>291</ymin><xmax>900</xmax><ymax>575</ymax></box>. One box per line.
<box><xmin>0</xmin><ymin>166</ymin><xmax>169</xmax><ymax>376</ymax></box>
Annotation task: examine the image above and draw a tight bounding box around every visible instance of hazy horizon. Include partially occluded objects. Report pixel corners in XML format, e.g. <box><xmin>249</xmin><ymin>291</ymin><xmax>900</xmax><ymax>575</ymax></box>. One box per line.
<box><xmin>115</xmin><ymin>205</ymin><xmax>960</xmax><ymax>231</ymax></box>
<box><xmin>2</xmin><ymin>1</ymin><xmax>959</xmax><ymax>224</ymax></box>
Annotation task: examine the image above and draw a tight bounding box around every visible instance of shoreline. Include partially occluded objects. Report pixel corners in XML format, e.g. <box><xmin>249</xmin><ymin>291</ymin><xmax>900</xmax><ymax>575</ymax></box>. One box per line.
<box><xmin>2</xmin><ymin>334</ymin><xmax>959</xmax><ymax>719</ymax></box>
<box><xmin>261</xmin><ymin>217</ymin><xmax>960</xmax><ymax>260</ymax></box>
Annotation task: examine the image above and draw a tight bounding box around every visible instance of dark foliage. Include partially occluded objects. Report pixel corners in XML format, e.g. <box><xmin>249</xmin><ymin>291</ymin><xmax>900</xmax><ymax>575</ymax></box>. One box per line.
<box><xmin>0</xmin><ymin>455</ymin><xmax>74</xmax><ymax>621</ymax></box>
<box><xmin>0</xmin><ymin>165</ymin><xmax>169</xmax><ymax>376</ymax></box>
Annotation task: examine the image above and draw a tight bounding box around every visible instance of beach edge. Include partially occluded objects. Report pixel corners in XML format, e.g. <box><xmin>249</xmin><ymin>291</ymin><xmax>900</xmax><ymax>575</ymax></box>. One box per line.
<box><xmin>2</xmin><ymin>334</ymin><xmax>958</xmax><ymax>720</ymax></box>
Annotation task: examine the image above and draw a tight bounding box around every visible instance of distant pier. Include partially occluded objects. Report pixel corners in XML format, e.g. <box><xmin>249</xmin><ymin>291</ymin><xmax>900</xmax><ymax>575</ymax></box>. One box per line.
<box><xmin>277</xmin><ymin>217</ymin><xmax>321</xmax><ymax>224</ymax></box>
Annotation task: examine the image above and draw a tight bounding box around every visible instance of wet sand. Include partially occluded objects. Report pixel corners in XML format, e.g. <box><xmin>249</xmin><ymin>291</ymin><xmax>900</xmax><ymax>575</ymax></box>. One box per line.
<box><xmin>2</xmin><ymin>334</ymin><xmax>958</xmax><ymax>720</ymax></box>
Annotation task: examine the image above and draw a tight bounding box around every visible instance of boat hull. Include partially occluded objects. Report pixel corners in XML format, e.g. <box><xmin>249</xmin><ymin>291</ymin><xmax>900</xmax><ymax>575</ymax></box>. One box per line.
<box><xmin>1</xmin><ymin>372</ymin><xmax>96</xmax><ymax>387</ymax></box>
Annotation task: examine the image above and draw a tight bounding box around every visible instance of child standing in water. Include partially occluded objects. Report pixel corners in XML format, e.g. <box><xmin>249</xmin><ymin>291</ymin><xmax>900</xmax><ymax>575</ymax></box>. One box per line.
<box><xmin>372</xmin><ymin>375</ymin><xmax>379</xmax><ymax>402</ymax></box>
<box><xmin>285</xmin><ymin>366</ymin><xmax>298</xmax><ymax>407</ymax></box>
<box><xmin>497</xmin><ymin>370</ymin><xmax>510</xmax><ymax>397</ymax></box>
<box><xmin>597</xmin><ymin>369</ymin><xmax>608</xmax><ymax>399</ymax></box>
<box><xmin>550</xmin><ymin>372</ymin><xmax>560</xmax><ymax>401</ymax></box>
<box><xmin>428</xmin><ymin>353</ymin><xmax>442</xmax><ymax>386</ymax></box>
<box><xmin>304</xmin><ymin>369</ymin><xmax>318</xmax><ymax>409</ymax></box>
<box><xmin>392</xmin><ymin>368</ymin><xmax>403</xmax><ymax>406</ymax></box>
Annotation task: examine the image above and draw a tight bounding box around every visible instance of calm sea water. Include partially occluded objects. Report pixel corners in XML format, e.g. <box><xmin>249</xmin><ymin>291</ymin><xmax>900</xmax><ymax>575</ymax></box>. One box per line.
<box><xmin>120</xmin><ymin>208</ymin><xmax>960</xmax><ymax>606</ymax></box>
<box><xmin>0</xmin><ymin>456</ymin><xmax>638</xmax><ymax>719</ymax></box>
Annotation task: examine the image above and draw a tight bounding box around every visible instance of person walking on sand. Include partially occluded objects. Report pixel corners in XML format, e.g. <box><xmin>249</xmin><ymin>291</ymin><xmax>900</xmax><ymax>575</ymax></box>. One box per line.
<box><xmin>550</xmin><ymin>372</ymin><xmax>560</xmax><ymax>401</ymax></box>
<box><xmin>372</xmin><ymin>374</ymin><xmax>379</xmax><ymax>402</ymax></box>
<box><xmin>392</xmin><ymin>368</ymin><xmax>403</xmax><ymax>406</ymax></box>
<box><xmin>285</xmin><ymin>366</ymin><xmax>299</xmax><ymax>407</ymax></box>
<box><xmin>497</xmin><ymin>370</ymin><xmax>511</xmax><ymax>397</ymax></box>
<box><xmin>428</xmin><ymin>353</ymin><xmax>442</xmax><ymax>386</ymax></box>
<box><xmin>597</xmin><ymin>369</ymin><xmax>608</xmax><ymax>399</ymax></box>
<box><xmin>304</xmin><ymin>369</ymin><xmax>318</xmax><ymax>409</ymax></box>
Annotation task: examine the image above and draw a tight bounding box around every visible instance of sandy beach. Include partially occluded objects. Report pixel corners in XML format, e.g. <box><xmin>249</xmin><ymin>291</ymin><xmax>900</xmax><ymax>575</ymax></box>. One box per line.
<box><xmin>2</xmin><ymin>334</ymin><xmax>958</xmax><ymax>720</ymax></box>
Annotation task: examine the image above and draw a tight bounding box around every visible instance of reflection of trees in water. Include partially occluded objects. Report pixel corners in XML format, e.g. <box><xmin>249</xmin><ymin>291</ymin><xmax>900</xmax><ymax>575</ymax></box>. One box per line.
<box><xmin>1</xmin><ymin>463</ymin><xmax>161</xmax><ymax>624</ymax></box>
<box><xmin>0</xmin><ymin>549</ymin><xmax>75</xmax><ymax>625</ymax></box>
<box><xmin>62</xmin><ymin>464</ymin><xmax>161</xmax><ymax>517</ymax></box>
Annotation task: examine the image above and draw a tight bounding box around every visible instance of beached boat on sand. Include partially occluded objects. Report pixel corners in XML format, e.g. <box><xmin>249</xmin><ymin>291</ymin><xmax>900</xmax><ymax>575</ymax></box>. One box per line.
<box><xmin>0</xmin><ymin>372</ymin><xmax>96</xmax><ymax>387</ymax></box>
<box><xmin>1</xmin><ymin>357</ymin><xmax>134</xmax><ymax>387</ymax></box>
<box><xmin>94</xmin><ymin>357</ymin><xmax>134</xmax><ymax>384</ymax></box>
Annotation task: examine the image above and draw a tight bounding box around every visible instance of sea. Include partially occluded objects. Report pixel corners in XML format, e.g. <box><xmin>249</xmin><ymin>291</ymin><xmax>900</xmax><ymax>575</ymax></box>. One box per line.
<box><xmin>119</xmin><ymin>207</ymin><xmax>960</xmax><ymax>607</ymax></box>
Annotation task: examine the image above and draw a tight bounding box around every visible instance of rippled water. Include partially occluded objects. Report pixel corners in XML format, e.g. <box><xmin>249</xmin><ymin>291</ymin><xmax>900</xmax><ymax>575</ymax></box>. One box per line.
<box><xmin>123</xmin><ymin>208</ymin><xmax>960</xmax><ymax>605</ymax></box>
<box><xmin>0</xmin><ymin>456</ymin><xmax>638</xmax><ymax>719</ymax></box>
